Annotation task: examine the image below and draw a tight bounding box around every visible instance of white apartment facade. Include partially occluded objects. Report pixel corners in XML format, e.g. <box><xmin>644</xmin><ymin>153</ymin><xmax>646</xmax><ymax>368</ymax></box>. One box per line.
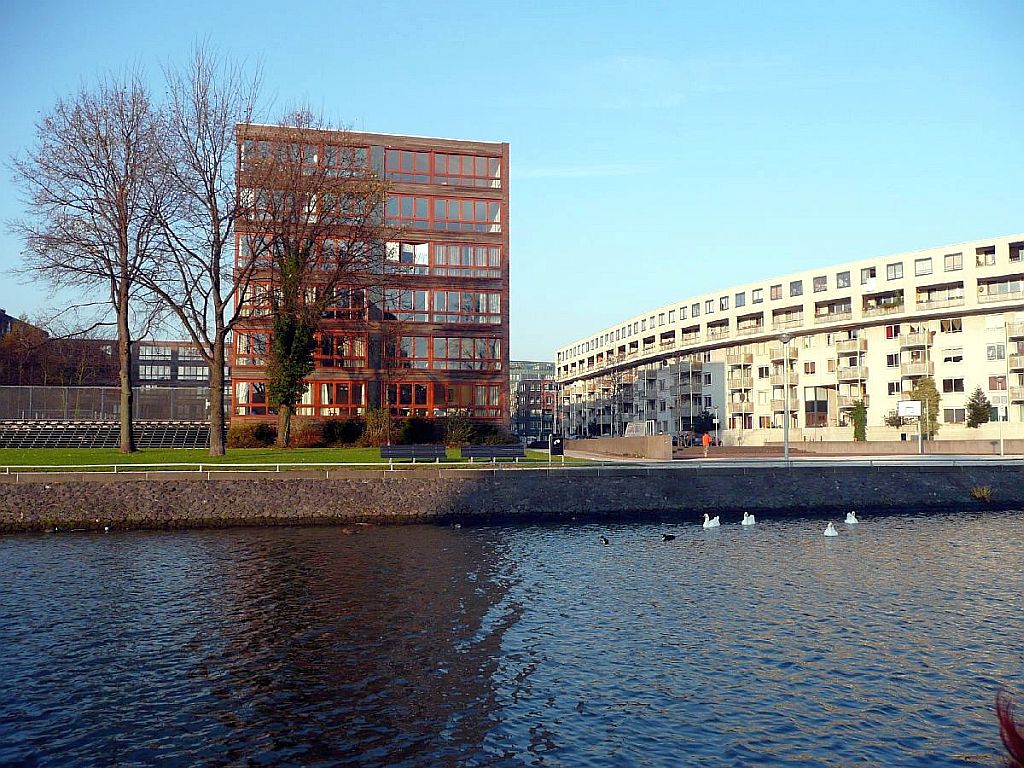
<box><xmin>555</xmin><ymin>234</ymin><xmax>1024</xmax><ymax>444</ymax></box>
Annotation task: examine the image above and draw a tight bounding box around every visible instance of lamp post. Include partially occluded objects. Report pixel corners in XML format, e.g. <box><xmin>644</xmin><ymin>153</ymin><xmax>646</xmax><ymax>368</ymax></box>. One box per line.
<box><xmin>713</xmin><ymin>404</ymin><xmax>719</xmax><ymax>445</ymax></box>
<box><xmin>779</xmin><ymin>333</ymin><xmax>792</xmax><ymax>461</ymax></box>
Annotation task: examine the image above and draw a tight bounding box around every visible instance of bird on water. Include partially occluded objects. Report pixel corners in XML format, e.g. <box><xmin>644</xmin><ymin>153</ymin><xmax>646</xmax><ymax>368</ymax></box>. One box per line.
<box><xmin>661</xmin><ymin>533</ymin><xmax>676</xmax><ymax>541</ymax></box>
<box><xmin>824</xmin><ymin>522</ymin><xmax>839</xmax><ymax>537</ymax></box>
<box><xmin>741</xmin><ymin>512</ymin><xmax>756</xmax><ymax>526</ymax></box>
<box><xmin>600</xmin><ymin>535</ymin><xmax>610</xmax><ymax>545</ymax></box>
<box><xmin>845</xmin><ymin>511</ymin><xmax>859</xmax><ymax>525</ymax></box>
<box><xmin>702</xmin><ymin>513</ymin><xmax>720</xmax><ymax>529</ymax></box>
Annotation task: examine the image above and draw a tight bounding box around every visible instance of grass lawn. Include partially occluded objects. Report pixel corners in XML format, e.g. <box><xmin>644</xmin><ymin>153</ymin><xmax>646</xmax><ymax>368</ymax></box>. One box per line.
<box><xmin>0</xmin><ymin>446</ymin><xmax>588</xmax><ymax>469</ymax></box>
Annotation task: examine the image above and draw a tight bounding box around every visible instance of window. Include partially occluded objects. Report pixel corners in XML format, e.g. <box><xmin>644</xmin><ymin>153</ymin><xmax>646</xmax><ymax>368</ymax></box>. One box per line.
<box><xmin>752</xmin><ymin>289</ymin><xmax>764</xmax><ymax>304</ymax></box>
<box><xmin>887</xmin><ymin>262</ymin><xmax>903</xmax><ymax>280</ymax></box>
<box><xmin>680</xmin><ymin>306</ymin><xmax>688</xmax><ymax>320</ymax></box>
<box><xmin>386</xmin><ymin>242</ymin><xmax>429</xmax><ymax>274</ymax></box>
<box><xmin>944</xmin><ymin>408</ymin><xmax>966</xmax><ymax>424</ymax></box>
<box><xmin>886</xmin><ymin>353</ymin><xmax>899</xmax><ymax>368</ymax></box>
<box><xmin>770</xmin><ymin>284</ymin><xmax>782</xmax><ymax>300</ymax></box>
<box><xmin>431</xmin><ymin>243</ymin><xmax>501</xmax><ymax>277</ymax></box>
<box><xmin>139</xmin><ymin>346</ymin><xmax>172</xmax><ymax>359</ymax></box>
<box><xmin>813</xmin><ymin>275</ymin><xmax>827</xmax><ymax>293</ymax></box>
<box><xmin>735</xmin><ymin>292</ymin><xmax>746</xmax><ymax>308</ymax></box>
<box><xmin>944</xmin><ymin>253</ymin><xmax>963</xmax><ymax>272</ymax></box>
<box><xmin>668</xmin><ymin>310</ymin><xmax>675</xmax><ymax>323</ymax></box>
<box><xmin>861</xmin><ymin>267</ymin><xmax>876</xmax><ymax>285</ymax></box>
<box><xmin>990</xmin><ymin>375</ymin><xmax>1007</xmax><ymax>390</ymax></box>
<box><xmin>431</xmin><ymin>290</ymin><xmax>500</xmax><ymax>324</ymax></box>
<box><xmin>837</xmin><ymin>271</ymin><xmax>851</xmax><ymax>289</ymax></box>
<box><xmin>987</xmin><ymin>343</ymin><xmax>1006</xmax><ymax>361</ymax></box>
<box><xmin>319</xmin><ymin>382</ymin><xmax>365</xmax><ymax>417</ymax></box>
<box><xmin>942</xmin><ymin>378</ymin><xmax>965</xmax><ymax>393</ymax></box>
<box><xmin>235</xmin><ymin>381</ymin><xmax>269</xmax><ymax>416</ymax></box>
<box><xmin>705</xmin><ymin>299</ymin><xmax>714</xmax><ymax>314</ymax></box>
<box><xmin>976</xmin><ymin>246</ymin><xmax>996</xmax><ymax>267</ymax></box>
<box><xmin>940</xmin><ymin>318</ymin><xmax>963</xmax><ymax>333</ymax></box>
<box><xmin>758</xmin><ymin>366</ymin><xmax>769</xmax><ymax>378</ymax></box>
<box><xmin>433</xmin><ymin>153</ymin><xmax>502</xmax><ymax>188</ymax></box>
<box><xmin>692</xmin><ymin>303</ymin><xmax>700</xmax><ymax>318</ymax></box>
<box><xmin>885</xmin><ymin>324</ymin><xmax>901</xmax><ymax>339</ymax></box>
<box><xmin>385</xmin><ymin>288</ymin><xmax>430</xmax><ymax>322</ymax></box>
<box><xmin>236</xmin><ymin>333</ymin><xmax>269</xmax><ymax>366</ymax></box>
<box><xmin>720</xmin><ymin>296</ymin><xmax>729</xmax><ymax>311</ymax></box>
<box><xmin>1011</xmin><ymin>242</ymin><xmax>1024</xmax><ymax>263</ymax></box>
<box><xmin>138</xmin><ymin>365</ymin><xmax>171</xmax><ymax>380</ymax></box>
<box><xmin>704</xmin><ymin>373</ymin><xmax>713</xmax><ymax>385</ymax></box>
<box><xmin>888</xmin><ymin>382</ymin><xmax>901</xmax><ymax>395</ymax></box>
<box><xmin>659</xmin><ymin>313</ymin><xmax>665</xmax><ymax>326</ymax></box>
<box><xmin>790</xmin><ymin>280</ymin><xmax>803</xmax><ymax>297</ymax></box>
<box><xmin>176</xmin><ymin>365</ymin><xmax>207</xmax><ymax>381</ymax></box>
<box><xmin>804</xmin><ymin>362</ymin><xmax>815</xmax><ymax>374</ymax></box>
<box><xmin>317</xmin><ymin>334</ymin><xmax>368</xmax><ymax>368</ymax></box>
<box><xmin>384</xmin><ymin>149</ymin><xmax>430</xmax><ymax>182</ymax></box>
<box><xmin>432</xmin><ymin>337</ymin><xmax>502</xmax><ymax>370</ymax></box>
<box><xmin>914</xmin><ymin>258</ymin><xmax>933</xmax><ymax>277</ymax></box>
<box><xmin>942</xmin><ymin>348</ymin><xmax>963</xmax><ymax>363</ymax></box>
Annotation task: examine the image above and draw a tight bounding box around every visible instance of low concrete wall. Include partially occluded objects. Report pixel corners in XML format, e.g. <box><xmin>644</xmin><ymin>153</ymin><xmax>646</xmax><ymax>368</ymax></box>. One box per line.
<box><xmin>565</xmin><ymin>435</ymin><xmax>672</xmax><ymax>460</ymax></box>
<box><xmin>0</xmin><ymin>464</ymin><xmax>1017</xmax><ymax>533</ymax></box>
<box><xmin>774</xmin><ymin>439</ymin><xmax>1024</xmax><ymax>455</ymax></box>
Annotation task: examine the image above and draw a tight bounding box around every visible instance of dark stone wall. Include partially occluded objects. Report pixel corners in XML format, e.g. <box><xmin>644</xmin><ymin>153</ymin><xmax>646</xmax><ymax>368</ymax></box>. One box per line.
<box><xmin>0</xmin><ymin>464</ymin><xmax>1019</xmax><ymax>533</ymax></box>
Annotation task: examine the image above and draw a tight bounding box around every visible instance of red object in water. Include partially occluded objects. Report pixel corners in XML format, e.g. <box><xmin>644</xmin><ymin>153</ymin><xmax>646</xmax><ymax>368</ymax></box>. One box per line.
<box><xmin>996</xmin><ymin>690</ymin><xmax>1024</xmax><ymax>767</ymax></box>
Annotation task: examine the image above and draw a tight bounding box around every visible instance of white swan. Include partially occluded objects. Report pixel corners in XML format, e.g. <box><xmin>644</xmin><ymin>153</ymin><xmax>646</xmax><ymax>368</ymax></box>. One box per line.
<box><xmin>845</xmin><ymin>511</ymin><xmax>859</xmax><ymax>525</ymax></box>
<box><xmin>824</xmin><ymin>522</ymin><xmax>839</xmax><ymax>537</ymax></box>
<box><xmin>702</xmin><ymin>513</ymin><xmax>720</xmax><ymax>529</ymax></box>
<box><xmin>741</xmin><ymin>512</ymin><xmax>756</xmax><ymax>526</ymax></box>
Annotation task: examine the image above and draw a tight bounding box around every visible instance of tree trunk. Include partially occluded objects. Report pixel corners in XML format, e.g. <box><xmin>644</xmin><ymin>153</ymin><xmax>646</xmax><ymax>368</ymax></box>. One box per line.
<box><xmin>117</xmin><ymin>295</ymin><xmax>135</xmax><ymax>454</ymax></box>
<box><xmin>208</xmin><ymin>335</ymin><xmax>226</xmax><ymax>456</ymax></box>
<box><xmin>277</xmin><ymin>404</ymin><xmax>293</xmax><ymax>448</ymax></box>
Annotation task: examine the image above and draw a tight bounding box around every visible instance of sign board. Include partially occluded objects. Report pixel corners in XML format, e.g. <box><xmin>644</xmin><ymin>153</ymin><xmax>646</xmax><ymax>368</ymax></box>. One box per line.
<box><xmin>624</xmin><ymin>420</ymin><xmax>656</xmax><ymax>438</ymax></box>
<box><xmin>897</xmin><ymin>400</ymin><xmax>921</xmax><ymax>418</ymax></box>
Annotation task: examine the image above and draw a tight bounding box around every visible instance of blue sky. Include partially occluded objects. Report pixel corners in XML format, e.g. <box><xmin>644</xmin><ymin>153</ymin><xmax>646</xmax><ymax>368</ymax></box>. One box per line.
<box><xmin>2</xmin><ymin>0</ymin><xmax>1023</xmax><ymax>360</ymax></box>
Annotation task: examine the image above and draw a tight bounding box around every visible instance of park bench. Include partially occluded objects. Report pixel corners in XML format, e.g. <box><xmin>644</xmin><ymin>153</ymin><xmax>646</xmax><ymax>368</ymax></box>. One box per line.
<box><xmin>460</xmin><ymin>444</ymin><xmax>526</xmax><ymax>463</ymax></box>
<box><xmin>379</xmin><ymin>444</ymin><xmax>447</xmax><ymax>466</ymax></box>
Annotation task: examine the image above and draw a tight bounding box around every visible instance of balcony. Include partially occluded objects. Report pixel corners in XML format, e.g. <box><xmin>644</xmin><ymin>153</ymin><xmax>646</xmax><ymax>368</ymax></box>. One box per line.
<box><xmin>1009</xmin><ymin>354</ymin><xmax>1024</xmax><ymax>371</ymax></box>
<box><xmin>769</xmin><ymin>345</ymin><xmax>799</xmax><ymax>362</ymax></box>
<box><xmin>838</xmin><ymin>366</ymin><xmax>868</xmax><ymax>381</ymax></box>
<box><xmin>978</xmin><ymin>289</ymin><xmax>1024</xmax><ymax>304</ymax></box>
<box><xmin>736</xmin><ymin>325</ymin><xmax>764</xmax><ymax>337</ymax></box>
<box><xmin>862</xmin><ymin>302</ymin><xmax>903</xmax><ymax>318</ymax></box>
<box><xmin>770</xmin><ymin>372</ymin><xmax>799</xmax><ymax>387</ymax></box>
<box><xmin>1008</xmin><ymin>322</ymin><xmax>1024</xmax><ymax>340</ymax></box>
<box><xmin>727</xmin><ymin>376</ymin><xmax>753</xmax><ymax>390</ymax></box>
<box><xmin>838</xmin><ymin>395</ymin><xmax>870</xmax><ymax>409</ymax></box>
<box><xmin>728</xmin><ymin>402</ymin><xmax>754</xmax><ymax>415</ymax></box>
<box><xmin>916</xmin><ymin>296</ymin><xmax>964</xmax><ymax>310</ymax></box>
<box><xmin>898</xmin><ymin>332</ymin><xmax>931</xmax><ymax>348</ymax></box>
<box><xmin>900</xmin><ymin>361</ymin><xmax>933</xmax><ymax>378</ymax></box>
<box><xmin>814</xmin><ymin>311</ymin><xmax>852</xmax><ymax>325</ymax></box>
<box><xmin>1010</xmin><ymin>386</ymin><xmax>1024</xmax><ymax>403</ymax></box>
<box><xmin>836</xmin><ymin>338</ymin><xmax>867</xmax><ymax>354</ymax></box>
<box><xmin>772</xmin><ymin>317</ymin><xmax>804</xmax><ymax>331</ymax></box>
<box><xmin>771</xmin><ymin>397</ymin><xmax>800</xmax><ymax>412</ymax></box>
<box><xmin>726</xmin><ymin>353</ymin><xmax>753</xmax><ymax>366</ymax></box>
<box><xmin>706</xmin><ymin>327</ymin><xmax>730</xmax><ymax>341</ymax></box>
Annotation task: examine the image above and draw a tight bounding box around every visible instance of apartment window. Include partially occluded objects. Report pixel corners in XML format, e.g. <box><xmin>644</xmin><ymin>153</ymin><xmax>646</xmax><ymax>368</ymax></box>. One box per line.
<box><xmin>861</xmin><ymin>267</ymin><xmax>876</xmax><ymax>285</ymax></box>
<box><xmin>705</xmin><ymin>299</ymin><xmax>714</xmax><ymax>314</ymax></box>
<box><xmin>942</xmin><ymin>378</ymin><xmax>965</xmax><ymax>393</ymax></box>
<box><xmin>770</xmin><ymin>284</ymin><xmax>782</xmax><ymax>300</ymax></box>
<box><xmin>1011</xmin><ymin>242</ymin><xmax>1024</xmax><ymax>263</ymax></box>
<box><xmin>944</xmin><ymin>408</ymin><xmax>966</xmax><ymax>424</ymax></box>
<box><xmin>836</xmin><ymin>271</ymin><xmax>851</xmax><ymax>289</ymax></box>
<box><xmin>658</xmin><ymin>313</ymin><xmax>665</xmax><ymax>326</ymax></box>
<box><xmin>886</xmin><ymin>353</ymin><xmax>899</xmax><ymax>368</ymax></box>
<box><xmin>885</xmin><ymin>324</ymin><xmax>901</xmax><ymax>339</ymax></box>
<box><xmin>703</xmin><ymin>396</ymin><xmax>713</xmax><ymax>409</ymax></box>
<box><xmin>813</xmin><ymin>275</ymin><xmax>827</xmax><ymax>293</ymax></box>
<box><xmin>913</xmin><ymin>257</ymin><xmax>933</xmax><ymax>277</ymax></box>
<box><xmin>758</xmin><ymin>366</ymin><xmax>769</xmax><ymax>378</ymax></box>
<box><xmin>139</xmin><ymin>346</ymin><xmax>172</xmax><ymax>359</ymax></box>
<box><xmin>692</xmin><ymin>303</ymin><xmax>700</xmax><ymax>318</ymax></box>
<box><xmin>235</xmin><ymin>381</ymin><xmax>269</xmax><ymax>416</ymax></box>
<box><xmin>790</xmin><ymin>280</ymin><xmax>803</xmax><ymax>297</ymax></box>
<box><xmin>990</xmin><ymin>375</ymin><xmax>1007</xmax><ymax>390</ymax></box>
<box><xmin>987</xmin><ymin>343</ymin><xmax>1006</xmax><ymax>361</ymax></box>
<box><xmin>668</xmin><ymin>310</ymin><xmax>675</xmax><ymax>323</ymax></box>
<box><xmin>176</xmin><ymin>365</ymin><xmax>207</xmax><ymax>381</ymax></box>
<box><xmin>940</xmin><ymin>318</ymin><xmax>962</xmax><ymax>333</ymax></box>
<box><xmin>944</xmin><ymin>253</ymin><xmax>963</xmax><ymax>272</ymax></box>
<box><xmin>976</xmin><ymin>246</ymin><xmax>996</xmax><ymax>267</ymax></box>
<box><xmin>703</xmin><ymin>372</ymin><xmax>713</xmax><ymax>386</ymax></box>
<box><xmin>942</xmin><ymin>348</ymin><xmax>963</xmax><ymax>363</ymax></box>
<box><xmin>887</xmin><ymin>262</ymin><xmax>903</xmax><ymax>280</ymax></box>
<box><xmin>752</xmin><ymin>289</ymin><xmax>764</xmax><ymax>304</ymax></box>
<box><xmin>735</xmin><ymin>292</ymin><xmax>746</xmax><ymax>308</ymax></box>
<box><xmin>138</xmin><ymin>365</ymin><xmax>171</xmax><ymax>380</ymax></box>
<box><xmin>887</xmin><ymin>382</ymin><xmax>901</xmax><ymax>395</ymax></box>
<box><xmin>804</xmin><ymin>362</ymin><xmax>815</xmax><ymax>374</ymax></box>
<box><xmin>828</xmin><ymin>359</ymin><xmax>835</xmax><ymax>372</ymax></box>
<box><xmin>720</xmin><ymin>296</ymin><xmax>729</xmax><ymax>311</ymax></box>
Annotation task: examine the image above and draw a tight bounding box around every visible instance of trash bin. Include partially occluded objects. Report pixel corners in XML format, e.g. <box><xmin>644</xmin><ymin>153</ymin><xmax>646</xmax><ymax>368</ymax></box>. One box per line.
<box><xmin>549</xmin><ymin>434</ymin><xmax>564</xmax><ymax>456</ymax></box>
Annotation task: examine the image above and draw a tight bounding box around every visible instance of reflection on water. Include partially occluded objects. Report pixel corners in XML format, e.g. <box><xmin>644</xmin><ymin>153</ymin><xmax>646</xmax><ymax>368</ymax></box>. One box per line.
<box><xmin>0</xmin><ymin>511</ymin><xmax>1021</xmax><ymax>766</ymax></box>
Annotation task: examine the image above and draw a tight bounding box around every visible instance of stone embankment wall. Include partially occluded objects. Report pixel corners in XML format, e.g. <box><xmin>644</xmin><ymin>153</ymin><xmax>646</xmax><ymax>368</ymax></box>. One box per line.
<box><xmin>0</xmin><ymin>464</ymin><xmax>1018</xmax><ymax>533</ymax></box>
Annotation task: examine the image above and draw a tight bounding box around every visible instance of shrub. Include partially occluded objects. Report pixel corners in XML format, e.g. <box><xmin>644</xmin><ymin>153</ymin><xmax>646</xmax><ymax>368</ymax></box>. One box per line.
<box><xmin>360</xmin><ymin>408</ymin><xmax>392</xmax><ymax>447</ymax></box>
<box><xmin>227</xmin><ymin>421</ymin><xmax>277</xmax><ymax>448</ymax></box>
<box><xmin>442</xmin><ymin>410</ymin><xmax>475</xmax><ymax>446</ymax></box>
<box><xmin>290</xmin><ymin>418</ymin><xmax>327</xmax><ymax>448</ymax></box>
<box><xmin>970</xmin><ymin>485</ymin><xmax>993</xmax><ymax>503</ymax></box>
<box><xmin>396</xmin><ymin>416</ymin><xmax>437</xmax><ymax>445</ymax></box>
<box><xmin>323</xmin><ymin>418</ymin><xmax>363</xmax><ymax>445</ymax></box>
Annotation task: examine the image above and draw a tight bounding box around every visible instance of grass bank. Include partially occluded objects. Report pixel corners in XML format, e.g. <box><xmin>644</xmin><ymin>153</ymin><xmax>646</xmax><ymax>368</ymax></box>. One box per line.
<box><xmin>0</xmin><ymin>446</ymin><xmax>589</xmax><ymax>470</ymax></box>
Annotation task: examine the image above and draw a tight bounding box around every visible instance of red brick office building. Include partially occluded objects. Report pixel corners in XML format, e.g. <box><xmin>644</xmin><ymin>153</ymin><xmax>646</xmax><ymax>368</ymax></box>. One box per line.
<box><xmin>230</xmin><ymin>126</ymin><xmax>510</xmax><ymax>424</ymax></box>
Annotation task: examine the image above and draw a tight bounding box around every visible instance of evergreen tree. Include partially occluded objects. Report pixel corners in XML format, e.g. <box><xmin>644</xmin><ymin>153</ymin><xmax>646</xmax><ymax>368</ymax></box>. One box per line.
<box><xmin>851</xmin><ymin>399</ymin><xmax>867</xmax><ymax>441</ymax></box>
<box><xmin>965</xmin><ymin>386</ymin><xmax>991</xmax><ymax>428</ymax></box>
<box><xmin>908</xmin><ymin>376</ymin><xmax>941</xmax><ymax>438</ymax></box>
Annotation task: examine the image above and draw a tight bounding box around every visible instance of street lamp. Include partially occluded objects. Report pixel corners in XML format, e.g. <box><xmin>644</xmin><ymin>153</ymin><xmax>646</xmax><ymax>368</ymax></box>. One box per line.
<box><xmin>779</xmin><ymin>333</ymin><xmax>792</xmax><ymax>461</ymax></box>
<box><xmin>713</xmin><ymin>404</ymin><xmax>719</xmax><ymax>445</ymax></box>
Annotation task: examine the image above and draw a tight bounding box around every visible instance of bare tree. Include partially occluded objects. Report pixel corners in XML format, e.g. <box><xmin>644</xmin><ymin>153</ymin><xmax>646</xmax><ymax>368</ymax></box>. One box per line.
<box><xmin>141</xmin><ymin>46</ymin><xmax>261</xmax><ymax>455</ymax></box>
<box><xmin>9</xmin><ymin>73</ymin><xmax>169</xmax><ymax>452</ymax></box>
<box><xmin>237</xmin><ymin>112</ymin><xmax>390</xmax><ymax>447</ymax></box>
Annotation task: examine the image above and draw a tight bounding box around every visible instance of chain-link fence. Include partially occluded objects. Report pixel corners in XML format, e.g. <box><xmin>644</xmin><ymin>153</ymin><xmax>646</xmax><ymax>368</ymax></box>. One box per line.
<box><xmin>0</xmin><ymin>386</ymin><xmax>225</xmax><ymax>421</ymax></box>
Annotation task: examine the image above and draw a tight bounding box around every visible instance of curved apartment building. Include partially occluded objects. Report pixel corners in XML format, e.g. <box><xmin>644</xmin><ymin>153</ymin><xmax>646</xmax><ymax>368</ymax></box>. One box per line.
<box><xmin>555</xmin><ymin>234</ymin><xmax>1024</xmax><ymax>444</ymax></box>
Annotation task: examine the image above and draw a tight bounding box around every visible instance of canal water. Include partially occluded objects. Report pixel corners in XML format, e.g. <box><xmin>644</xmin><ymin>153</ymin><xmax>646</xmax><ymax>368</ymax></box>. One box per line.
<box><xmin>0</xmin><ymin>510</ymin><xmax>1021</xmax><ymax>767</ymax></box>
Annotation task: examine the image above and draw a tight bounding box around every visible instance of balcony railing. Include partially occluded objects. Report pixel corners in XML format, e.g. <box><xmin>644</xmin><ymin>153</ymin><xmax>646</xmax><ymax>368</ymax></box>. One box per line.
<box><xmin>726</xmin><ymin>353</ymin><xmax>753</xmax><ymax>366</ymax></box>
<box><xmin>771</xmin><ymin>397</ymin><xmax>800</xmax><ymax>412</ymax></box>
<box><xmin>769</xmin><ymin>346</ymin><xmax>799</xmax><ymax>362</ymax></box>
<box><xmin>978</xmin><ymin>289</ymin><xmax>1024</xmax><ymax>304</ymax></box>
<box><xmin>772</xmin><ymin>317</ymin><xmax>804</xmax><ymax>330</ymax></box>
<box><xmin>836</xmin><ymin>338</ymin><xmax>867</xmax><ymax>354</ymax></box>
<box><xmin>770</xmin><ymin>373</ymin><xmax>799</xmax><ymax>387</ymax></box>
<box><xmin>1007</xmin><ymin>322</ymin><xmax>1024</xmax><ymax>339</ymax></box>
<box><xmin>915</xmin><ymin>296</ymin><xmax>964</xmax><ymax>310</ymax></box>
<box><xmin>727</xmin><ymin>376</ymin><xmax>754</xmax><ymax>390</ymax></box>
<box><xmin>728</xmin><ymin>402</ymin><xmax>754</xmax><ymax>415</ymax></box>
<box><xmin>837</xmin><ymin>366</ymin><xmax>868</xmax><ymax>381</ymax></box>
<box><xmin>900</xmin><ymin>361</ymin><xmax>934</xmax><ymax>378</ymax></box>
<box><xmin>1010</xmin><ymin>386</ymin><xmax>1024</xmax><ymax>403</ymax></box>
<box><xmin>898</xmin><ymin>332</ymin><xmax>931</xmax><ymax>348</ymax></box>
<box><xmin>736</xmin><ymin>325</ymin><xmax>764</xmax><ymax>337</ymax></box>
<box><xmin>706</xmin><ymin>327</ymin><xmax>730</xmax><ymax>341</ymax></box>
<box><xmin>1009</xmin><ymin>354</ymin><xmax>1024</xmax><ymax>371</ymax></box>
<box><xmin>814</xmin><ymin>311</ymin><xmax>852</xmax><ymax>325</ymax></box>
<box><xmin>862</xmin><ymin>303</ymin><xmax>904</xmax><ymax>317</ymax></box>
<box><xmin>838</xmin><ymin>395</ymin><xmax>869</xmax><ymax>408</ymax></box>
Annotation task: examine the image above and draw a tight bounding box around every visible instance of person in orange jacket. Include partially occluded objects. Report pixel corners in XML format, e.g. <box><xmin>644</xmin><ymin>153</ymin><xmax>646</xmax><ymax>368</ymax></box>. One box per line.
<box><xmin>702</xmin><ymin>431</ymin><xmax>711</xmax><ymax>458</ymax></box>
